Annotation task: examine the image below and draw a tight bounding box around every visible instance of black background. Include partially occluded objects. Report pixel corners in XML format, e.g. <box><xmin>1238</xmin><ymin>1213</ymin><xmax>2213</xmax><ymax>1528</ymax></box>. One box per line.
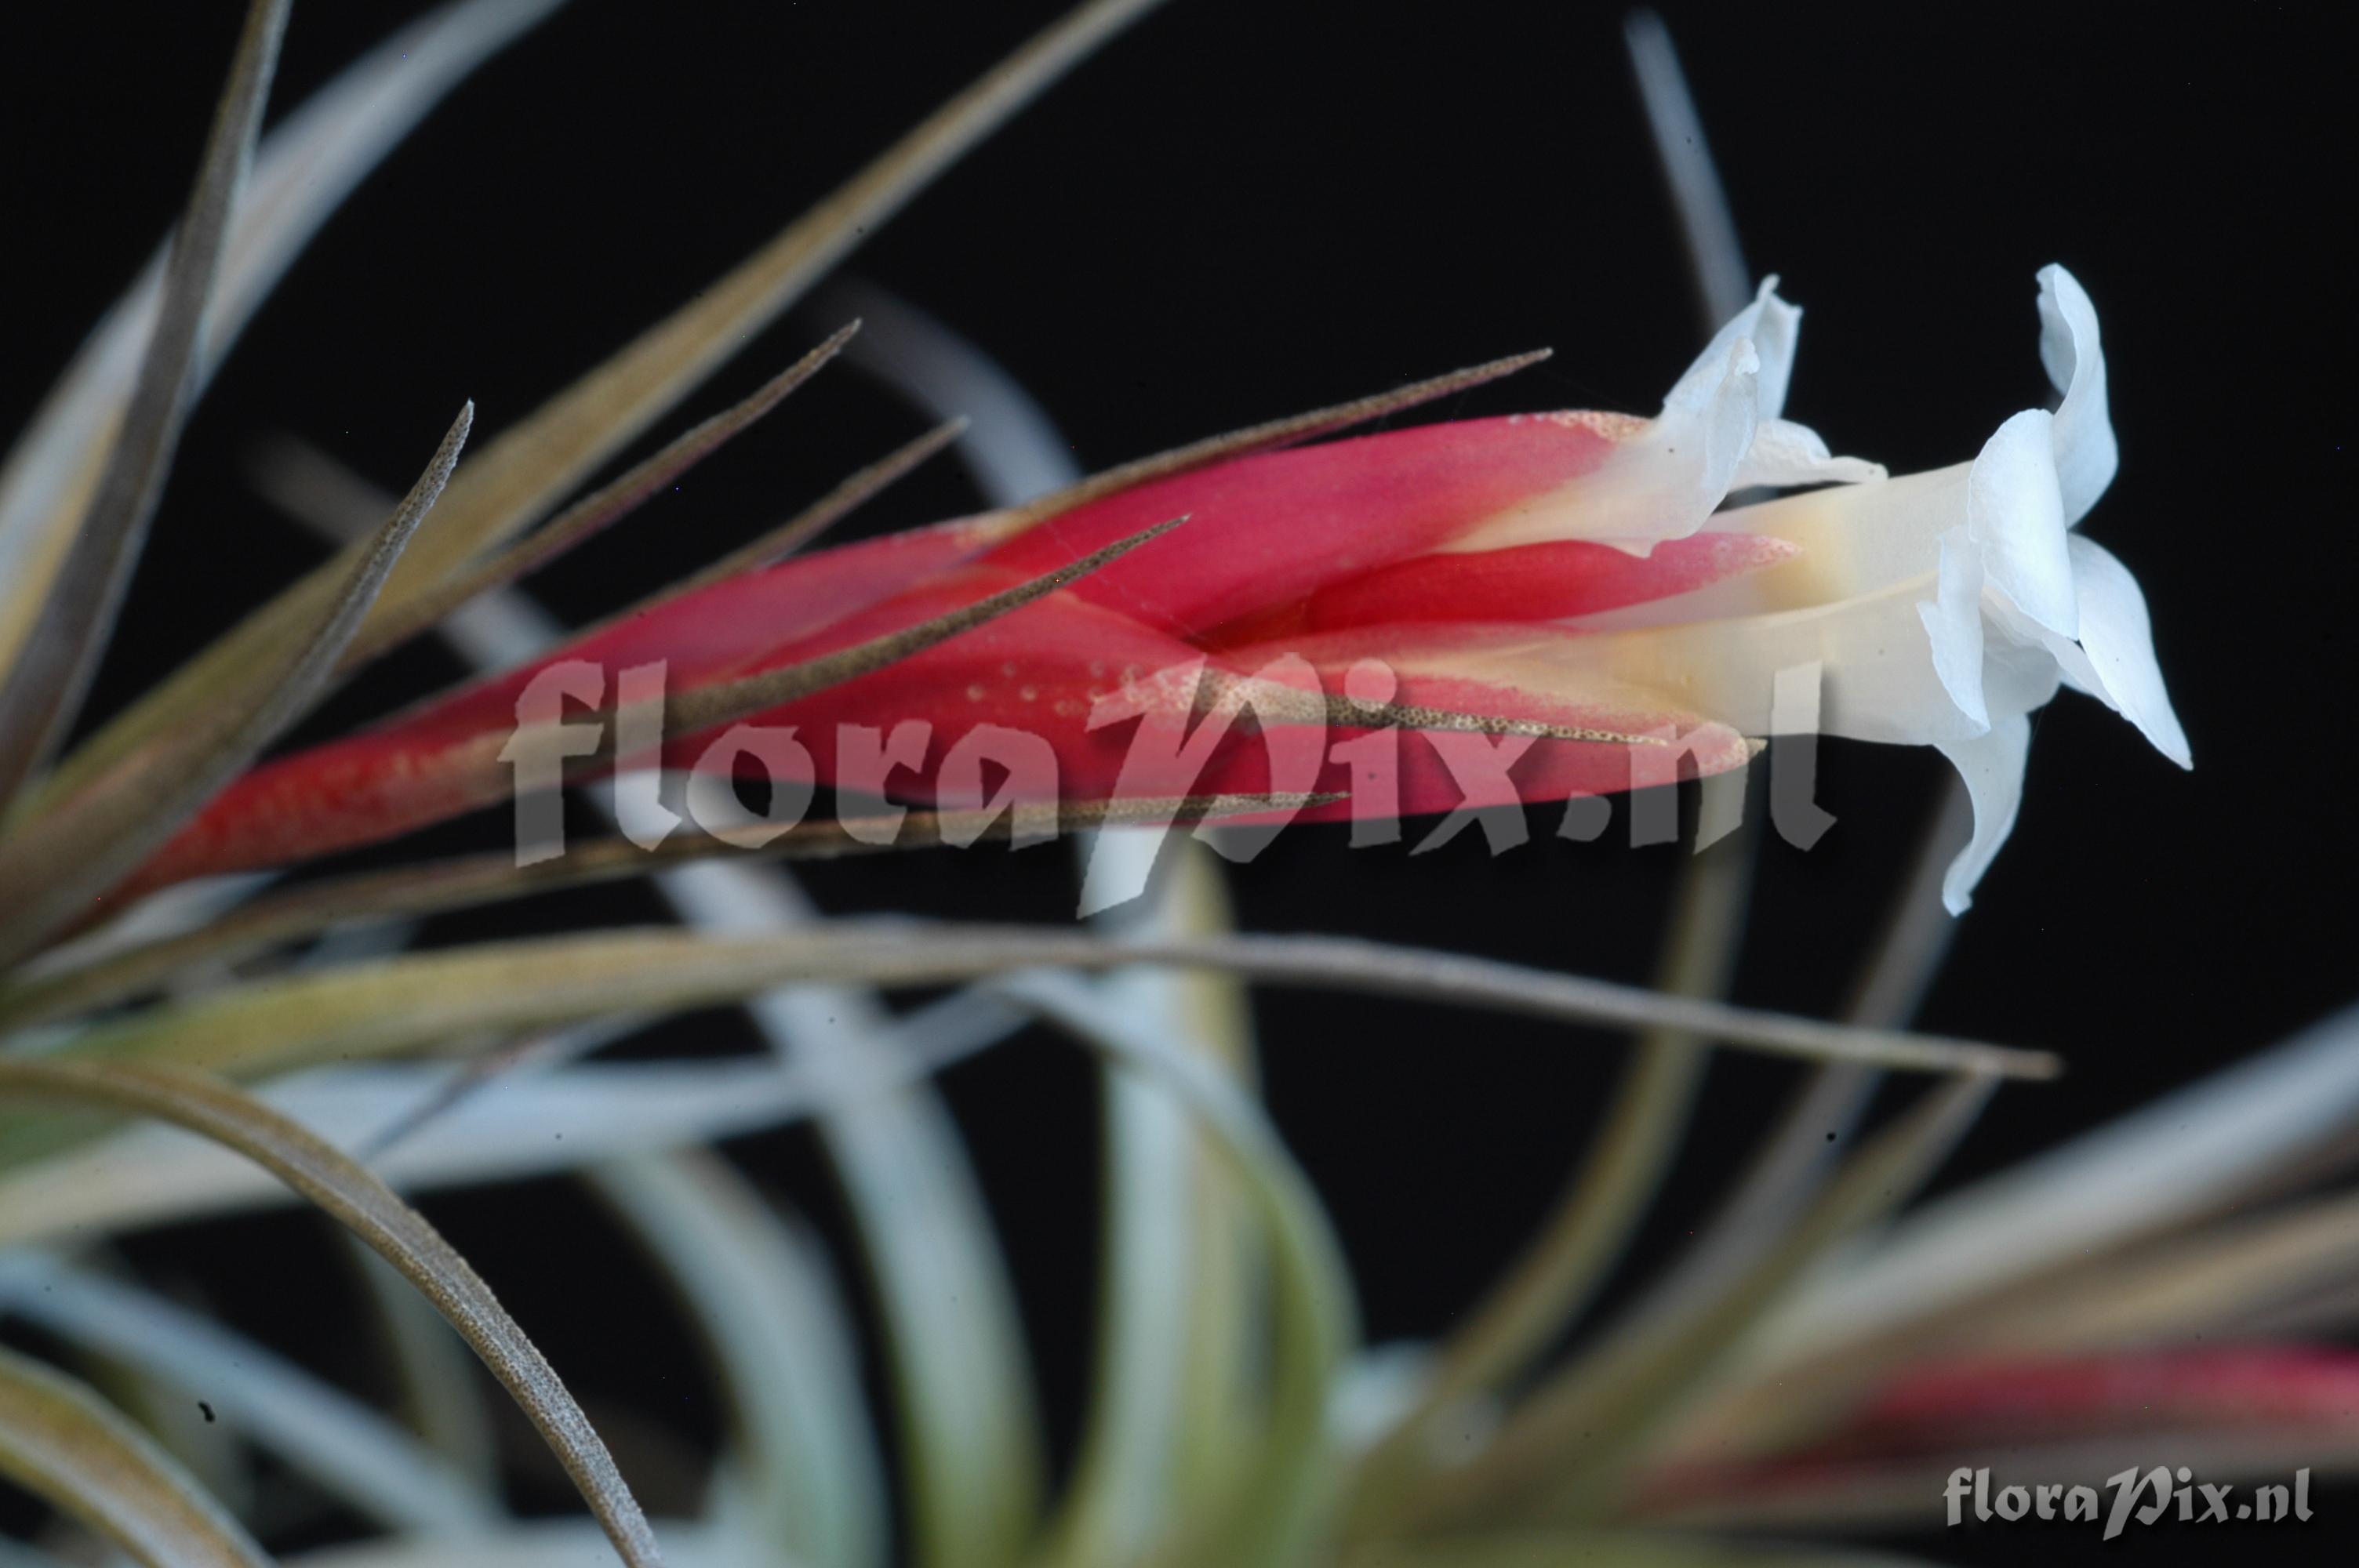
<box><xmin>2</xmin><ymin>2</ymin><xmax>2353</xmax><ymax>1563</ymax></box>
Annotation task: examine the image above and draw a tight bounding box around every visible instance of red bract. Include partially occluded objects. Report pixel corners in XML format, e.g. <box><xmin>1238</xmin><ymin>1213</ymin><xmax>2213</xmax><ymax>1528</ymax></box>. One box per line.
<box><xmin>1848</xmin><ymin>1345</ymin><xmax>2359</xmax><ymax>1447</ymax></box>
<box><xmin>1630</xmin><ymin>1345</ymin><xmax>2359</xmax><ymax>1520</ymax></box>
<box><xmin>133</xmin><ymin>409</ymin><xmax>1789</xmax><ymax>893</ymax></box>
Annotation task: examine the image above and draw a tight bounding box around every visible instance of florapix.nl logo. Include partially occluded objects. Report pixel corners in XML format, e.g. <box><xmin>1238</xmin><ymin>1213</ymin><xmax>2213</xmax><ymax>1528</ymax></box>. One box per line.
<box><xmin>1946</xmin><ymin>1465</ymin><xmax>2314</xmax><ymax>1541</ymax></box>
<box><xmin>497</xmin><ymin>652</ymin><xmax>1844</xmax><ymax>912</ymax></box>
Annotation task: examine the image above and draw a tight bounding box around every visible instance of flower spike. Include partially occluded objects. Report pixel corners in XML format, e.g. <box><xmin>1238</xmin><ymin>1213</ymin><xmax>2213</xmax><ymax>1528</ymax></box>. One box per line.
<box><xmin>107</xmin><ymin>270</ymin><xmax>2179</xmax><ymax>923</ymax></box>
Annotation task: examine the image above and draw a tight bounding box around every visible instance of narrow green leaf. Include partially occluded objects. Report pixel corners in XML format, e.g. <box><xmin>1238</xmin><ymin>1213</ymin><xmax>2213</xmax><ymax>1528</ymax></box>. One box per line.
<box><xmin>51</xmin><ymin>510</ymin><xmax>1180</xmax><ymax>887</ymax></box>
<box><xmin>354</xmin><ymin>1022</ymin><xmax>641</xmax><ymax>1162</ymax></box>
<box><xmin>278</xmin><ymin>1518</ymin><xmax>759</xmax><ymax>1567</ymax></box>
<box><xmin>1627</xmin><ymin>781</ymin><xmax>1971</xmax><ymax>1336</ymax></box>
<box><xmin>1229</xmin><ymin>670</ymin><xmax>1681</xmax><ymax>747</ymax></box>
<box><xmin>0</xmin><ymin>0</ymin><xmax>291</xmax><ymax>809</ymax></box>
<box><xmin>646</xmin><ymin>514</ymin><xmax>1186</xmax><ymax>742</ymax></box>
<box><xmin>629</xmin><ymin>416</ymin><xmax>969</xmax><ymax>611</ymax></box>
<box><xmin>342</xmin><ymin>325</ymin><xmax>859</xmax><ymax>670</ymax></box>
<box><xmin>1935</xmin><ymin>1187</ymin><xmax>2359</xmax><ymax>1357</ymax></box>
<box><xmin>247</xmin><ymin>415</ymin><xmax>969</xmax><ymax>659</ymax></box>
<box><xmin>0</xmin><ymin>1342</ymin><xmax>269</xmax><ymax>1568</ymax></box>
<box><xmin>0</xmin><ymin>925</ymin><xmax>2049</xmax><ymax>1180</ymax></box>
<box><xmin>33</xmin><ymin>0</ymin><xmax>1168</xmax><ymax>818</ymax></box>
<box><xmin>1392</xmin><ymin>1076</ymin><xmax>1997</xmax><ymax>1532</ymax></box>
<box><xmin>1351</xmin><ymin>829</ymin><xmax>1747</xmax><ymax>1508</ymax></box>
<box><xmin>1667</xmin><ymin>1003</ymin><xmax>2359</xmax><ymax>1463</ymax></box>
<box><xmin>991</xmin><ymin>971</ymin><xmax>1356</xmax><ymax>1568</ymax></box>
<box><xmin>339</xmin><ymin>1235</ymin><xmax>503</xmax><ymax>1494</ymax></box>
<box><xmin>1041</xmin><ymin>839</ymin><xmax>1264</xmax><ymax>1568</ymax></box>
<box><xmin>0</xmin><ymin>0</ymin><xmax>563</xmax><ymax>679</ymax></box>
<box><xmin>0</xmin><ymin>405</ymin><xmax>473</xmax><ymax>965</ymax></box>
<box><xmin>361</xmin><ymin>0</ymin><xmax>1169</xmax><ymax>608</ymax></box>
<box><xmin>1625</xmin><ymin>10</ymin><xmax>1754</xmax><ymax>330</ymax></box>
<box><xmin>0</xmin><ymin>1058</ymin><xmax>666</xmax><ymax>1567</ymax></box>
<box><xmin>1760</xmin><ymin>998</ymin><xmax>2359</xmax><ymax>1364</ymax></box>
<box><xmin>594</xmin><ymin>1152</ymin><xmax>887</xmax><ymax>1568</ymax></box>
<box><xmin>2</xmin><ymin>792</ymin><xmax>1326</xmax><ymax>1029</ymax></box>
<box><xmin>23</xmin><ymin>925</ymin><xmax>2059</xmax><ymax>1096</ymax></box>
<box><xmin>714</xmin><ymin>890</ymin><xmax>1043</xmax><ymax>1568</ymax></box>
<box><xmin>0</xmin><ymin>1253</ymin><xmax>496</xmax><ymax>1530</ymax></box>
<box><xmin>0</xmin><ymin>998</ymin><xmax>1020</xmax><ymax>1247</ymax></box>
<box><xmin>1164</xmin><ymin>880</ymin><xmax>1270</xmax><ymax>1521</ymax></box>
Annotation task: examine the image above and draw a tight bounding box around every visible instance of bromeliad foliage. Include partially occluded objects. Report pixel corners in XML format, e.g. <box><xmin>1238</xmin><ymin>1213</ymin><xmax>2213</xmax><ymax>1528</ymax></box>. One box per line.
<box><xmin>0</xmin><ymin>5</ymin><xmax>2331</xmax><ymax>1568</ymax></box>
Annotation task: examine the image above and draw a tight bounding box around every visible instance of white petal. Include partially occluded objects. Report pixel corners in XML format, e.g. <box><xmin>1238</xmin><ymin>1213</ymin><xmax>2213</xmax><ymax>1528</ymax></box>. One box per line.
<box><xmin>1456</xmin><ymin>332</ymin><xmax>1761</xmax><ymax>557</ymax></box>
<box><xmin>1934</xmin><ymin>712</ymin><xmax>2034</xmax><ymax>914</ymax></box>
<box><xmin>1446</xmin><ymin>278</ymin><xmax>1880</xmax><ymax>557</ymax></box>
<box><xmin>1692</xmin><ymin>463</ymin><xmax>1973</xmax><ymax>608</ymax></box>
<box><xmin>1915</xmin><ymin>527</ymin><xmax>1990</xmax><ymax>731</ymax></box>
<box><xmin>1528</xmin><ymin>280</ymin><xmax>1787</xmax><ymax>554</ymax></box>
<box><xmin>1661</xmin><ymin>275</ymin><xmax>1793</xmax><ymax>415</ymax></box>
<box><xmin>1967</xmin><ymin>408</ymin><xmax>2077</xmax><ymax>639</ymax></box>
<box><xmin>1730</xmin><ymin>417</ymin><xmax>1888</xmax><ymax>490</ymax></box>
<box><xmin>2058</xmin><ymin>535</ymin><xmax>2193</xmax><ymax>768</ymax></box>
<box><xmin>2036</xmin><ymin>263</ymin><xmax>2117</xmax><ymax>524</ymax></box>
<box><xmin>1536</xmin><ymin>571</ymin><xmax>2044</xmax><ymax>746</ymax></box>
<box><xmin>1982</xmin><ymin>626</ymin><xmax>2078</xmax><ymax>723</ymax></box>
<box><xmin>1734</xmin><ymin>274</ymin><xmax>1802</xmax><ymax>419</ymax></box>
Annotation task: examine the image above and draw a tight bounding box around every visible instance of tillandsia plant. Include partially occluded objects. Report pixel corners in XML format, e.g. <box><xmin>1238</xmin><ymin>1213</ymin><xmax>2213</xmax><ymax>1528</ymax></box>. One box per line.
<box><xmin>0</xmin><ymin>3</ymin><xmax>2352</xmax><ymax>1567</ymax></box>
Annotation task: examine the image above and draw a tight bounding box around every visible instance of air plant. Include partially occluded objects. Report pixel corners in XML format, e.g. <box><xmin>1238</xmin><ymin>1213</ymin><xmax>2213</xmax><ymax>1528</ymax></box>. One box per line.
<box><xmin>0</xmin><ymin>3</ymin><xmax>2350</xmax><ymax>1567</ymax></box>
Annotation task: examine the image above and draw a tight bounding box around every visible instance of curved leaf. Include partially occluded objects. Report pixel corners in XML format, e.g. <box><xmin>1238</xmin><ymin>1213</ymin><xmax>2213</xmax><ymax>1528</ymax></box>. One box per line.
<box><xmin>0</xmin><ymin>1059</ymin><xmax>666</xmax><ymax>1568</ymax></box>
<box><xmin>0</xmin><ymin>0</ymin><xmax>564</xmax><ymax>677</ymax></box>
<box><xmin>1351</xmin><ymin>830</ymin><xmax>1742</xmax><ymax>1505</ymax></box>
<box><xmin>34</xmin><ymin>0</ymin><xmax>1169</xmax><ymax>822</ymax></box>
<box><xmin>997</xmin><ymin>971</ymin><xmax>1355</xmax><ymax>1568</ymax></box>
<box><xmin>343</xmin><ymin>327</ymin><xmax>859</xmax><ymax>671</ymax></box>
<box><xmin>0</xmin><ymin>1342</ymin><xmax>269</xmax><ymax>1568</ymax></box>
<box><xmin>1393</xmin><ymin>1076</ymin><xmax>1997</xmax><ymax>1532</ymax></box>
<box><xmin>631</xmin><ymin>417</ymin><xmax>969</xmax><ymax>613</ymax></box>
<box><xmin>594</xmin><ymin>1152</ymin><xmax>885</xmax><ymax>1568</ymax></box>
<box><xmin>0</xmin><ymin>0</ymin><xmax>291</xmax><ymax>804</ymax></box>
<box><xmin>0</xmin><ymin>406</ymin><xmax>472</xmax><ymax>964</ymax></box>
<box><xmin>340</xmin><ymin>1236</ymin><xmax>503</xmax><ymax>1494</ymax></box>
<box><xmin>0</xmin><ymin>792</ymin><xmax>1325</xmax><ymax>1029</ymax></box>
<box><xmin>0</xmin><ymin>1253</ymin><xmax>494</xmax><ymax>1530</ymax></box>
<box><xmin>31</xmin><ymin>925</ymin><xmax>2059</xmax><ymax>1095</ymax></box>
<box><xmin>0</xmin><ymin>997</ymin><xmax>1018</xmax><ymax>1247</ymax></box>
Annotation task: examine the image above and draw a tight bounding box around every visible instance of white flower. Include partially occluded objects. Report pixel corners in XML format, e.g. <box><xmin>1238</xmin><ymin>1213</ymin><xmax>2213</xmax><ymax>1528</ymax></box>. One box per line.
<box><xmin>1520</xmin><ymin>265</ymin><xmax>2188</xmax><ymax>910</ymax></box>
<box><xmin>1439</xmin><ymin>276</ymin><xmax>1886</xmax><ymax>556</ymax></box>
